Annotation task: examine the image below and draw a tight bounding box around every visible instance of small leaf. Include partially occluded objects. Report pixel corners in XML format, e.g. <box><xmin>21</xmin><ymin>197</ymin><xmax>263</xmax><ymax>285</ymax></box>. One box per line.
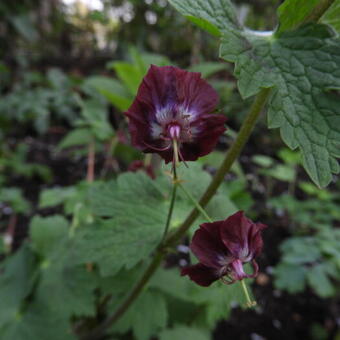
<box><xmin>84</xmin><ymin>76</ymin><xmax>131</xmax><ymax>111</ymax></box>
<box><xmin>274</xmin><ymin>263</ymin><xmax>307</xmax><ymax>293</ymax></box>
<box><xmin>58</xmin><ymin>128</ymin><xmax>93</xmax><ymax>150</ymax></box>
<box><xmin>307</xmin><ymin>264</ymin><xmax>335</xmax><ymax>297</ymax></box>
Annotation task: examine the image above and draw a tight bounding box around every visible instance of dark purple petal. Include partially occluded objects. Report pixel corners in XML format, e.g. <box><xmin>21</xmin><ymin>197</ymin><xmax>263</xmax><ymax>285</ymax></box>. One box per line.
<box><xmin>190</xmin><ymin>221</ymin><xmax>232</xmax><ymax>269</ymax></box>
<box><xmin>181</xmin><ymin>263</ymin><xmax>220</xmax><ymax>287</ymax></box>
<box><xmin>175</xmin><ymin>68</ymin><xmax>219</xmax><ymax>115</ymax></box>
<box><xmin>219</xmin><ymin>211</ymin><xmax>267</xmax><ymax>262</ymax></box>
<box><xmin>124</xmin><ymin>65</ymin><xmax>226</xmax><ymax>163</ymax></box>
<box><xmin>178</xmin><ymin>114</ymin><xmax>227</xmax><ymax>161</ymax></box>
<box><xmin>228</xmin><ymin>259</ymin><xmax>248</xmax><ymax>281</ymax></box>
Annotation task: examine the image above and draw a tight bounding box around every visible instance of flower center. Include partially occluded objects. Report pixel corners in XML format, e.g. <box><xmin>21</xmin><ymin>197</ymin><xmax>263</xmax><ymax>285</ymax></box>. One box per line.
<box><xmin>168</xmin><ymin>124</ymin><xmax>181</xmax><ymax>140</ymax></box>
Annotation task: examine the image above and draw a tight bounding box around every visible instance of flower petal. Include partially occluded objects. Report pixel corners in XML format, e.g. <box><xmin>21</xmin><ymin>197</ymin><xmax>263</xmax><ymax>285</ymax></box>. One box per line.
<box><xmin>190</xmin><ymin>221</ymin><xmax>231</xmax><ymax>269</ymax></box>
<box><xmin>181</xmin><ymin>263</ymin><xmax>220</xmax><ymax>287</ymax></box>
<box><xmin>179</xmin><ymin>113</ymin><xmax>227</xmax><ymax>161</ymax></box>
<box><xmin>220</xmin><ymin>211</ymin><xmax>267</xmax><ymax>261</ymax></box>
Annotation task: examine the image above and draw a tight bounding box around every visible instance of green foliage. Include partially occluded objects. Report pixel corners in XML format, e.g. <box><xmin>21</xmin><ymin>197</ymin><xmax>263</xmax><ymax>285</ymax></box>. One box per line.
<box><xmin>274</xmin><ymin>229</ymin><xmax>340</xmax><ymax>297</ymax></box>
<box><xmin>0</xmin><ymin>188</ymin><xmax>31</xmax><ymax>214</ymax></box>
<box><xmin>0</xmin><ymin>245</ymin><xmax>37</xmax><ymax>329</ymax></box>
<box><xmin>159</xmin><ymin>326</ymin><xmax>210</xmax><ymax>340</ymax></box>
<box><xmin>321</xmin><ymin>0</ymin><xmax>340</xmax><ymax>33</ymax></box>
<box><xmin>168</xmin><ymin>0</ymin><xmax>239</xmax><ymax>37</ymax></box>
<box><xmin>277</xmin><ymin>0</ymin><xmax>319</xmax><ymax>33</ymax></box>
<box><xmin>169</xmin><ymin>0</ymin><xmax>340</xmax><ymax>187</ymax></box>
<box><xmin>112</xmin><ymin>290</ymin><xmax>168</xmax><ymax>340</ymax></box>
<box><xmin>188</xmin><ymin>62</ymin><xmax>227</xmax><ymax>78</ymax></box>
<box><xmin>0</xmin><ymin>69</ymin><xmax>79</xmax><ymax>134</ymax></box>
<box><xmin>220</xmin><ymin>24</ymin><xmax>340</xmax><ymax>187</ymax></box>
<box><xmin>0</xmin><ymin>143</ymin><xmax>52</xmax><ymax>182</ymax></box>
<box><xmin>86</xmin><ymin>49</ymin><xmax>171</xmax><ymax>112</ymax></box>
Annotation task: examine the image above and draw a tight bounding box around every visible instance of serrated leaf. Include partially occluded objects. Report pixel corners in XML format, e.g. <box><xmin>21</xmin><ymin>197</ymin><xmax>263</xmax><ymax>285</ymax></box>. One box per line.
<box><xmin>168</xmin><ymin>0</ymin><xmax>240</xmax><ymax>36</ymax></box>
<box><xmin>29</xmin><ymin>216</ymin><xmax>97</xmax><ymax>318</ymax></box>
<box><xmin>277</xmin><ymin>0</ymin><xmax>319</xmax><ymax>34</ymax></box>
<box><xmin>0</xmin><ymin>245</ymin><xmax>37</xmax><ymax>328</ymax></box>
<box><xmin>36</xmin><ymin>265</ymin><xmax>97</xmax><ymax>317</ymax></box>
<box><xmin>159</xmin><ymin>325</ymin><xmax>210</xmax><ymax>340</ymax></box>
<box><xmin>220</xmin><ymin>24</ymin><xmax>340</xmax><ymax>187</ymax></box>
<box><xmin>111</xmin><ymin>291</ymin><xmax>168</xmax><ymax>340</ymax></box>
<box><xmin>72</xmin><ymin>218</ymin><xmax>164</xmax><ymax>276</ymax></box>
<box><xmin>0</xmin><ymin>301</ymin><xmax>76</xmax><ymax>340</ymax></box>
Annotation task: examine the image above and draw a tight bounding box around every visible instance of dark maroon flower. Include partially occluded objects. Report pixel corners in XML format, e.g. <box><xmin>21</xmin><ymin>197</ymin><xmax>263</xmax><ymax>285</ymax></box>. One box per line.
<box><xmin>125</xmin><ymin>65</ymin><xmax>227</xmax><ymax>164</ymax></box>
<box><xmin>128</xmin><ymin>160</ymin><xmax>155</xmax><ymax>179</ymax></box>
<box><xmin>181</xmin><ymin>211</ymin><xmax>267</xmax><ymax>287</ymax></box>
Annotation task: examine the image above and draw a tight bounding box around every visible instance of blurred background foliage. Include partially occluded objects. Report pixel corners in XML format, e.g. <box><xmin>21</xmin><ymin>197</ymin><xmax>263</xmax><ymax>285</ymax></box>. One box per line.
<box><xmin>0</xmin><ymin>1</ymin><xmax>339</xmax><ymax>340</ymax></box>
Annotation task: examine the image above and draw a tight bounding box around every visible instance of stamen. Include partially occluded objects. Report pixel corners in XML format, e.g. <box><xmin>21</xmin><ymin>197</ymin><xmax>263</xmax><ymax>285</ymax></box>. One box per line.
<box><xmin>143</xmin><ymin>141</ymin><xmax>171</xmax><ymax>152</ymax></box>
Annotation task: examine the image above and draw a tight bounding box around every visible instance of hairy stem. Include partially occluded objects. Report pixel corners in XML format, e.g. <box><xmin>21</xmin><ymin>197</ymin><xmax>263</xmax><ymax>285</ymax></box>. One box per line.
<box><xmin>304</xmin><ymin>0</ymin><xmax>336</xmax><ymax>24</ymax></box>
<box><xmin>178</xmin><ymin>182</ymin><xmax>213</xmax><ymax>223</ymax></box>
<box><xmin>161</xmin><ymin>166</ymin><xmax>178</xmax><ymax>242</ymax></box>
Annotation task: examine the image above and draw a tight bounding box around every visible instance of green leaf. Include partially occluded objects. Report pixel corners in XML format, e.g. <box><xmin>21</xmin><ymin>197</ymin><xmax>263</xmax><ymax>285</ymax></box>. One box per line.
<box><xmin>0</xmin><ymin>301</ymin><xmax>76</xmax><ymax>340</ymax></box>
<box><xmin>0</xmin><ymin>188</ymin><xmax>31</xmax><ymax>214</ymax></box>
<box><xmin>307</xmin><ymin>264</ymin><xmax>335</xmax><ymax>297</ymax></box>
<box><xmin>39</xmin><ymin>186</ymin><xmax>77</xmax><ymax>209</ymax></box>
<box><xmin>188</xmin><ymin>62</ymin><xmax>227</xmax><ymax>78</ymax></box>
<box><xmin>321</xmin><ymin>0</ymin><xmax>340</xmax><ymax>33</ymax></box>
<box><xmin>110</xmin><ymin>62</ymin><xmax>144</xmax><ymax>96</ymax></box>
<box><xmin>168</xmin><ymin>0</ymin><xmax>240</xmax><ymax>36</ymax></box>
<box><xmin>57</xmin><ymin>128</ymin><xmax>93</xmax><ymax>150</ymax></box>
<box><xmin>0</xmin><ymin>245</ymin><xmax>37</xmax><ymax>328</ymax></box>
<box><xmin>277</xmin><ymin>0</ymin><xmax>319</xmax><ymax>34</ymax></box>
<box><xmin>29</xmin><ymin>215</ymin><xmax>69</xmax><ymax>257</ymax></box>
<box><xmin>274</xmin><ymin>263</ymin><xmax>307</xmax><ymax>293</ymax></box>
<box><xmin>80</xmin><ymin>98</ymin><xmax>114</xmax><ymax>140</ymax></box>
<box><xmin>151</xmin><ymin>268</ymin><xmax>248</xmax><ymax>328</ymax></box>
<box><xmin>84</xmin><ymin>76</ymin><xmax>132</xmax><ymax>111</ymax></box>
<box><xmin>36</xmin><ymin>265</ymin><xmax>97</xmax><ymax>318</ymax></box>
<box><xmin>220</xmin><ymin>24</ymin><xmax>340</xmax><ymax>187</ymax></box>
<box><xmin>72</xmin><ymin>218</ymin><xmax>164</xmax><ymax>276</ymax></box>
<box><xmin>111</xmin><ymin>290</ymin><xmax>168</xmax><ymax>340</ymax></box>
<box><xmin>29</xmin><ymin>215</ymin><xmax>97</xmax><ymax>318</ymax></box>
<box><xmin>159</xmin><ymin>325</ymin><xmax>210</xmax><ymax>340</ymax></box>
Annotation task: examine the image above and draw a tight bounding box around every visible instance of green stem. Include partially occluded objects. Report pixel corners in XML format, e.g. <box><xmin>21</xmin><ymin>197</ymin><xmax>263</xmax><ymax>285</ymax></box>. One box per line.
<box><xmin>303</xmin><ymin>0</ymin><xmax>336</xmax><ymax>24</ymax></box>
<box><xmin>161</xmin><ymin>168</ymin><xmax>178</xmax><ymax>242</ymax></box>
<box><xmin>240</xmin><ymin>279</ymin><xmax>255</xmax><ymax>308</ymax></box>
<box><xmin>165</xmin><ymin>87</ymin><xmax>271</xmax><ymax>247</ymax></box>
<box><xmin>178</xmin><ymin>182</ymin><xmax>213</xmax><ymax>223</ymax></box>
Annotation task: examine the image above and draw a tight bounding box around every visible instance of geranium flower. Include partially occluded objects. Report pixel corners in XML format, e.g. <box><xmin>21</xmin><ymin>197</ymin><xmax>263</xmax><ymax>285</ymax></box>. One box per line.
<box><xmin>125</xmin><ymin>65</ymin><xmax>226</xmax><ymax>165</ymax></box>
<box><xmin>181</xmin><ymin>211</ymin><xmax>266</xmax><ymax>287</ymax></box>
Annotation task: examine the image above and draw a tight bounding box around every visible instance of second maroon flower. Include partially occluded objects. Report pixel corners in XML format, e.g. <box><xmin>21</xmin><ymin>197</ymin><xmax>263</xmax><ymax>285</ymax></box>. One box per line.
<box><xmin>181</xmin><ymin>211</ymin><xmax>267</xmax><ymax>287</ymax></box>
